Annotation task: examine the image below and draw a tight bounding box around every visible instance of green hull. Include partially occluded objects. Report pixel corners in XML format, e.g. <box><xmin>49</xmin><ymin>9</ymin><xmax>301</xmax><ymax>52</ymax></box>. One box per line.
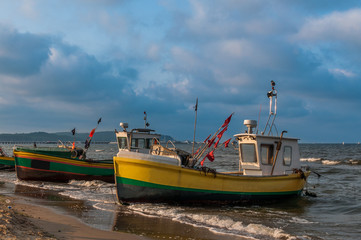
<box><xmin>14</xmin><ymin>146</ymin><xmax>114</xmax><ymax>183</ymax></box>
<box><xmin>0</xmin><ymin>156</ymin><xmax>15</xmax><ymax>168</ymax></box>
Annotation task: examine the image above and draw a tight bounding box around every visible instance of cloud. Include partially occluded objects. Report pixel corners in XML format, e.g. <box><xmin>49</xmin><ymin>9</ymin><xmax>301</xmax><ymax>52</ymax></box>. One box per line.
<box><xmin>0</xmin><ymin>26</ymin><xmax>141</xmax><ymax>131</ymax></box>
<box><xmin>329</xmin><ymin>68</ymin><xmax>355</xmax><ymax>78</ymax></box>
<box><xmin>293</xmin><ymin>8</ymin><xmax>361</xmax><ymax>46</ymax></box>
<box><xmin>0</xmin><ymin>1</ymin><xmax>361</xmax><ymax>142</ymax></box>
<box><xmin>0</xmin><ymin>26</ymin><xmax>50</xmax><ymax>76</ymax></box>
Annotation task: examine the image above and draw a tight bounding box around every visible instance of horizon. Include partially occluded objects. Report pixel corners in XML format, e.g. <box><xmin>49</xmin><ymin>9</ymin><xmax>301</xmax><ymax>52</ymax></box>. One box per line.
<box><xmin>1</xmin><ymin>1</ymin><xmax>361</xmax><ymax>143</ymax></box>
<box><xmin>0</xmin><ymin>130</ymin><xmax>359</xmax><ymax>144</ymax></box>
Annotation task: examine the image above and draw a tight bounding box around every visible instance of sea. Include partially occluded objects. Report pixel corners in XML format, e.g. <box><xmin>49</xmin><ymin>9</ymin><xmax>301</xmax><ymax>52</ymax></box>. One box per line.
<box><xmin>0</xmin><ymin>143</ymin><xmax>360</xmax><ymax>240</ymax></box>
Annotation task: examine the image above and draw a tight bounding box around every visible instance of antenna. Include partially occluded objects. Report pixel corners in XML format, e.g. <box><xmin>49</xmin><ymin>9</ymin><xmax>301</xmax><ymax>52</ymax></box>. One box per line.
<box><xmin>262</xmin><ymin>80</ymin><xmax>278</xmax><ymax>136</ymax></box>
<box><xmin>192</xmin><ymin>98</ymin><xmax>198</xmax><ymax>156</ymax></box>
<box><xmin>144</xmin><ymin>111</ymin><xmax>150</xmax><ymax>128</ymax></box>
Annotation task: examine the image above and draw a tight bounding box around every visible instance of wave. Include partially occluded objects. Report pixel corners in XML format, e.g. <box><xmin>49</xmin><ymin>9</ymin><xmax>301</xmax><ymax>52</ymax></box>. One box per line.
<box><xmin>290</xmin><ymin>217</ymin><xmax>315</xmax><ymax>224</ymax></box>
<box><xmin>348</xmin><ymin>159</ymin><xmax>361</xmax><ymax>165</ymax></box>
<box><xmin>321</xmin><ymin>160</ymin><xmax>341</xmax><ymax>165</ymax></box>
<box><xmin>301</xmin><ymin>158</ymin><xmax>361</xmax><ymax>166</ymax></box>
<box><xmin>321</xmin><ymin>159</ymin><xmax>361</xmax><ymax>166</ymax></box>
<box><xmin>128</xmin><ymin>204</ymin><xmax>298</xmax><ymax>240</ymax></box>
<box><xmin>300</xmin><ymin>158</ymin><xmax>322</xmax><ymax>162</ymax></box>
<box><xmin>59</xmin><ymin>180</ymin><xmax>116</xmax><ymax>204</ymax></box>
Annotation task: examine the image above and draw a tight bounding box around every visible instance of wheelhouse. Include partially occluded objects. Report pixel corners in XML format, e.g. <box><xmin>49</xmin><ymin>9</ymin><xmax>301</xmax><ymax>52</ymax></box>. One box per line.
<box><xmin>116</xmin><ymin>124</ymin><xmax>160</xmax><ymax>154</ymax></box>
<box><xmin>234</xmin><ymin>126</ymin><xmax>301</xmax><ymax>176</ymax></box>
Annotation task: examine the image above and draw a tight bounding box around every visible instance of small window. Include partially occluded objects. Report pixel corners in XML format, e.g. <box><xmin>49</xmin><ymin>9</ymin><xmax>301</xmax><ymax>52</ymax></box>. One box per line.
<box><xmin>145</xmin><ymin>139</ymin><xmax>152</xmax><ymax>149</ymax></box>
<box><xmin>131</xmin><ymin>138</ymin><xmax>137</xmax><ymax>148</ymax></box>
<box><xmin>138</xmin><ymin>139</ymin><xmax>145</xmax><ymax>148</ymax></box>
<box><xmin>240</xmin><ymin>144</ymin><xmax>257</xmax><ymax>163</ymax></box>
<box><xmin>117</xmin><ymin>137</ymin><xmax>128</xmax><ymax>149</ymax></box>
<box><xmin>283</xmin><ymin>146</ymin><xmax>292</xmax><ymax>165</ymax></box>
<box><xmin>261</xmin><ymin>144</ymin><xmax>274</xmax><ymax>165</ymax></box>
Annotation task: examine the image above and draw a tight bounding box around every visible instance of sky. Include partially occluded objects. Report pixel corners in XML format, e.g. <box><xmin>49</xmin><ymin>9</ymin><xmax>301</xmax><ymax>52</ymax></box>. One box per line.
<box><xmin>0</xmin><ymin>0</ymin><xmax>361</xmax><ymax>143</ymax></box>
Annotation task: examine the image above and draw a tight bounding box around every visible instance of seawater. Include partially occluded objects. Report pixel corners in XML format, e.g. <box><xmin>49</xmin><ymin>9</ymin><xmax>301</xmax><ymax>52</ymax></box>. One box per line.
<box><xmin>0</xmin><ymin>143</ymin><xmax>360</xmax><ymax>239</ymax></box>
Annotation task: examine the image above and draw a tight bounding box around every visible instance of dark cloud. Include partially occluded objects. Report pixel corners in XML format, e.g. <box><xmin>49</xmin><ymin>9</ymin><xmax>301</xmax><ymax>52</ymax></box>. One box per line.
<box><xmin>0</xmin><ymin>26</ymin><xmax>50</xmax><ymax>76</ymax></box>
<box><xmin>1</xmin><ymin>1</ymin><xmax>361</xmax><ymax>143</ymax></box>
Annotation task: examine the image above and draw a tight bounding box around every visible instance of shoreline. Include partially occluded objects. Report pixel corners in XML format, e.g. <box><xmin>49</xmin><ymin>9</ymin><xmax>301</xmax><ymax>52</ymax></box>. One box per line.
<box><xmin>0</xmin><ymin>194</ymin><xmax>149</xmax><ymax>240</ymax></box>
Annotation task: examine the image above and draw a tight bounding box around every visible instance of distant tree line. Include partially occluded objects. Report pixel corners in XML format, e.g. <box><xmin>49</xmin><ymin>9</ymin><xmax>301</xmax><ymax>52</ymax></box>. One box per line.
<box><xmin>0</xmin><ymin>131</ymin><xmax>175</xmax><ymax>143</ymax></box>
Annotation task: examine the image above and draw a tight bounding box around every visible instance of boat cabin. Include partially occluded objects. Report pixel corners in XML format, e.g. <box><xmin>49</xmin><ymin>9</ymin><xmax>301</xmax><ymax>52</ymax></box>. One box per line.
<box><xmin>234</xmin><ymin>120</ymin><xmax>301</xmax><ymax>176</ymax></box>
<box><xmin>116</xmin><ymin>122</ymin><xmax>192</xmax><ymax>165</ymax></box>
<box><xmin>116</xmin><ymin>123</ymin><xmax>160</xmax><ymax>154</ymax></box>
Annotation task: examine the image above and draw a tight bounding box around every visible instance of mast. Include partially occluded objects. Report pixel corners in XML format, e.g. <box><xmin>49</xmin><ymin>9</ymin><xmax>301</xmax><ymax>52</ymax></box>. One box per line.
<box><xmin>262</xmin><ymin>80</ymin><xmax>278</xmax><ymax>136</ymax></box>
<box><xmin>192</xmin><ymin>98</ymin><xmax>198</xmax><ymax>155</ymax></box>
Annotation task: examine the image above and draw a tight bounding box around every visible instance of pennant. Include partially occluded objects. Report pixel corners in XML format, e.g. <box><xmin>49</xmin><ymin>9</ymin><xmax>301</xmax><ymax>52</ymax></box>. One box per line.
<box><xmin>89</xmin><ymin>128</ymin><xmax>96</xmax><ymax>138</ymax></box>
<box><xmin>224</xmin><ymin>138</ymin><xmax>231</xmax><ymax>148</ymax></box>
<box><xmin>206</xmin><ymin>150</ymin><xmax>215</xmax><ymax>162</ymax></box>
<box><xmin>97</xmin><ymin>118</ymin><xmax>102</xmax><ymax>124</ymax></box>
<box><xmin>217</xmin><ymin>126</ymin><xmax>228</xmax><ymax>139</ymax></box>
<box><xmin>194</xmin><ymin>98</ymin><xmax>198</xmax><ymax>111</ymax></box>
<box><xmin>221</xmin><ymin>114</ymin><xmax>233</xmax><ymax>128</ymax></box>
<box><xmin>71</xmin><ymin>128</ymin><xmax>76</xmax><ymax>135</ymax></box>
<box><xmin>203</xmin><ymin>134</ymin><xmax>211</xmax><ymax>143</ymax></box>
<box><xmin>200</xmin><ymin>155</ymin><xmax>206</xmax><ymax>166</ymax></box>
<box><xmin>214</xmin><ymin>138</ymin><xmax>221</xmax><ymax>148</ymax></box>
<box><xmin>72</xmin><ymin>142</ymin><xmax>75</xmax><ymax>150</ymax></box>
<box><xmin>207</xmin><ymin>137</ymin><xmax>215</xmax><ymax>147</ymax></box>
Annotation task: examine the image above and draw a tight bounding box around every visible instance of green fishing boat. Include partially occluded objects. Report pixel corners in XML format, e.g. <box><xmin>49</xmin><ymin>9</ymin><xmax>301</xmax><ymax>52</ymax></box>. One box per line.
<box><xmin>0</xmin><ymin>146</ymin><xmax>15</xmax><ymax>169</ymax></box>
<box><xmin>13</xmin><ymin>118</ymin><xmax>114</xmax><ymax>183</ymax></box>
<box><xmin>14</xmin><ymin>145</ymin><xmax>114</xmax><ymax>183</ymax></box>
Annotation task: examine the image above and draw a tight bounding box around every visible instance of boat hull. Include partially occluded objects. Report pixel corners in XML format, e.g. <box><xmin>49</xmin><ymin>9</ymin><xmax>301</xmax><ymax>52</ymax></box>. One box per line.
<box><xmin>14</xmin><ymin>147</ymin><xmax>114</xmax><ymax>183</ymax></box>
<box><xmin>114</xmin><ymin>155</ymin><xmax>309</xmax><ymax>203</ymax></box>
<box><xmin>0</xmin><ymin>156</ymin><xmax>15</xmax><ymax>168</ymax></box>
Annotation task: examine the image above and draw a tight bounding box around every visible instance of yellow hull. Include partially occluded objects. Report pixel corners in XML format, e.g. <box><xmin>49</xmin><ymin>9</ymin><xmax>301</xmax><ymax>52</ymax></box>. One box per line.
<box><xmin>114</xmin><ymin>155</ymin><xmax>309</xmax><ymax>203</ymax></box>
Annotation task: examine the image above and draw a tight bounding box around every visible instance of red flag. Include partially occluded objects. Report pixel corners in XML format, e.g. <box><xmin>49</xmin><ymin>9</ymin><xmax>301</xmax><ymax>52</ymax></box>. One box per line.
<box><xmin>217</xmin><ymin>126</ymin><xmax>228</xmax><ymax>139</ymax></box>
<box><xmin>72</xmin><ymin>142</ymin><xmax>75</xmax><ymax>150</ymax></box>
<box><xmin>221</xmin><ymin>114</ymin><xmax>233</xmax><ymax>128</ymax></box>
<box><xmin>200</xmin><ymin>155</ymin><xmax>207</xmax><ymax>166</ymax></box>
<box><xmin>206</xmin><ymin>150</ymin><xmax>215</xmax><ymax>162</ymax></box>
<box><xmin>89</xmin><ymin>128</ymin><xmax>96</xmax><ymax>138</ymax></box>
<box><xmin>214</xmin><ymin>138</ymin><xmax>221</xmax><ymax>148</ymax></box>
<box><xmin>203</xmin><ymin>134</ymin><xmax>211</xmax><ymax>143</ymax></box>
<box><xmin>208</xmin><ymin>137</ymin><xmax>215</xmax><ymax>147</ymax></box>
<box><xmin>224</xmin><ymin>138</ymin><xmax>231</xmax><ymax>148</ymax></box>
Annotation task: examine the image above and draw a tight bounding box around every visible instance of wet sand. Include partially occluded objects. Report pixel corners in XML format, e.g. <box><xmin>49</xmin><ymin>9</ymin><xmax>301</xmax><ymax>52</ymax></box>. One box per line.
<box><xmin>0</xmin><ymin>195</ymin><xmax>149</xmax><ymax>240</ymax></box>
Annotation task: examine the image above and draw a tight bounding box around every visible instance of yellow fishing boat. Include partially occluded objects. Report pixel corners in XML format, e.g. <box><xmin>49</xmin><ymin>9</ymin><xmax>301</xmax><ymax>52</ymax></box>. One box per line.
<box><xmin>113</xmin><ymin>82</ymin><xmax>310</xmax><ymax>203</ymax></box>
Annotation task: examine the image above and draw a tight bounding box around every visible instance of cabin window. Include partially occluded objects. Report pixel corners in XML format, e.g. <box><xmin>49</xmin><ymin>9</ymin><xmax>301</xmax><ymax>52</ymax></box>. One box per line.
<box><xmin>261</xmin><ymin>144</ymin><xmax>274</xmax><ymax>165</ymax></box>
<box><xmin>130</xmin><ymin>138</ymin><xmax>153</xmax><ymax>149</ymax></box>
<box><xmin>283</xmin><ymin>146</ymin><xmax>292</xmax><ymax>165</ymax></box>
<box><xmin>131</xmin><ymin>138</ymin><xmax>146</xmax><ymax>149</ymax></box>
<box><xmin>240</xmin><ymin>144</ymin><xmax>257</xmax><ymax>163</ymax></box>
<box><xmin>131</xmin><ymin>138</ymin><xmax>138</xmax><ymax>148</ymax></box>
<box><xmin>118</xmin><ymin>137</ymin><xmax>128</xmax><ymax>149</ymax></box>
<box><xmin>145</xmin><ymin>139</ymin><xmax>152</xmax><ymax>149</ymax></box>
<box><xmin>138</xmin><ymin>139</ymin><xmax>145</xmax><ymax>148</ymax></box>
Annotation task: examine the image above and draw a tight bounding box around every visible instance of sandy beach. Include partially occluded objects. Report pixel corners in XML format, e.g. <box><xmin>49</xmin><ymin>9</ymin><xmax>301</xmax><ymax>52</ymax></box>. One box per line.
<box><xmin>0</xmin><ymin>195</ymin><xmax>149</xmax><ymax>240</ymax></box>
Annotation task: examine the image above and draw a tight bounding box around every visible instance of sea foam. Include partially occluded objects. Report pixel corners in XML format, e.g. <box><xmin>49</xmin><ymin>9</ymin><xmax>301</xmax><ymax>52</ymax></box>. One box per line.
<box><xmin>128</xmin><ymin>203</ymin><xmax>296</xmax><ymax>240</ymax></box>
<box><xmin>300</xmin><ymin>158</ymin><xmax>321</xmax><ymax>162</ymax></box>
<box><xmin>321</xmin><ymin>160</ymin><xmax>341</xmax><ymax>165</ymax></box>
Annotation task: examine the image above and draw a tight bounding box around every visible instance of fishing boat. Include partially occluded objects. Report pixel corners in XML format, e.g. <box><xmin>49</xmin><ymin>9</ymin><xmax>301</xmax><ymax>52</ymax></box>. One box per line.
<box><xmin>113</xmin><ymin>82</ymin><xmax>310</xmax><ymax>204</ymax></box>
<box><xmin>13</xmin><ymin>119</ymin><xmax>114</xmax><ymax>183</ymax></box>
<box><xmin>0</xmin><ymin>146</ymin><xmax>15</xmax><ymax>169</ymax></box>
